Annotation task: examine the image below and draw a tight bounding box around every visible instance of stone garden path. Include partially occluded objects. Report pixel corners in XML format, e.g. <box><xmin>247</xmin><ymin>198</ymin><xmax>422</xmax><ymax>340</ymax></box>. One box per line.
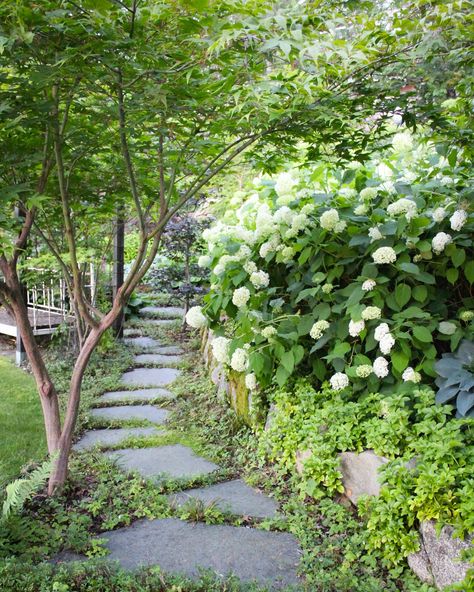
<box><xmin>72</xmin><ymin>304</ymin><xmax>301</xmax><ymax>590</ymax></box>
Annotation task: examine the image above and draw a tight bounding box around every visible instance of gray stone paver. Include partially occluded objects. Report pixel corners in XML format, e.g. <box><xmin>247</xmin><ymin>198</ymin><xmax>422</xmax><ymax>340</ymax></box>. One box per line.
<box><xmin>153</xmin><ymin>345</ymin><xmax>185</xmax><ymax>355</ymax></box>
<box><xmin>134</xmin><ymin>353</ymin><xmax>183</xmax><ymax>365</ymax></box>
<box><xmin>147</xmin><ymin>319</ymin><xmax>180</xmax><ymax>327</ymax></box>
<box><xmin>73</xmin><ymin>427</ymin><xmax>163</xmax><ymax>451</ymax></box>
<box><xmin>105</xmin><ymin>445</ymin><xmax>219</xmax><ymax>481</ymax></box>
<box><xmin>123</xmin><ymin>336</ymin><xmax>161</xmax><ymax>349</ymax></box>
<box><xmin>168</xmin><ymin>479</ymin><xmax>279</xmax><ymax>519</ymax></box>
<box><xmin>98</xmin><ymin>518</ymin><xmax>300</xmax><ymax>588</ymax></box>
<box><xmin>90</xmin><ymin>405</ymin><xmax>169</xmax><ymax>424</ymax></box>
<box><xmin>98</xmin><ymin>388</ymin><xmax>176</xmax><ymax>403</ymax></box>
<box><xmin>140</xmin><ymin>306</ymin><xmax>185</xmax><ymax>319</ymax></box>
<box><xmin>121</xmin><ymin>367</ymin><xmax>180</xmax><ymax>387</ymax></box>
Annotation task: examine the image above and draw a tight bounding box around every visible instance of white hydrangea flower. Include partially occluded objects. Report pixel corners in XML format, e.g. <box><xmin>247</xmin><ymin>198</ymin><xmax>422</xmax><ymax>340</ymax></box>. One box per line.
<box><xmin>361</xmin><ymin>306</ymin><xmax>382</xmax><ymax>321</ymax></box>
<box><xmin>387</xmin><ymin>198</ymin><xmax>417</xmax><ymax>221</ymax></box>
<box><xmin>432</xmin><ymin>232</ymin><xmax>452</xmax><ymax>254</ymax></box>
<box><xmin>276</xmin><ymin>194</ymin><xmax>293</xmax><ymax>206</ymax></box>
<box><xmin>379</xmin><ymin>333</ymin><xmax>395</xmax><ymax>355</ymax></box>
<box><xmin>382</xmin><ymin>180</ymin><xmax>396</xmax><ymax>194</ymax></box>
<box><xmin>339</xmin><ymin>187</ymin><xmax>357</xmax><ymax>198</ymax></box>
<box><xmin>356</xmin><ymin>364</ymin><xmax>373</xmax><ymax>378</ymax></box>
<box><xmin>310</xmin><ymin>320</ymin><xmax>330</xmax><ymax>340</ymax></box>
<box><xmin>392</xmin><ymin>131</ymin><xmax>413</xmax><ymax>152</ymax></box>
<box><xmin>261</xmin><ymin>326</ymin><xmax>277</xmax><ymax>339</ymax></box>
<box><xmin>460</xmin><ymin>311</ymin><xmax>474</xmax><ymax>322</ymax></box>
<box><xmin>362</xmin><ymin>279</ymin><xmax>376</xmax><ymax>291</ymax></box>
<box><xmin>360</xmin><ymin>187</ymin><xmax>378</xmax><ymax>201</ymax></box>
<box><xmin>301</xmin><ymin>203</ymin><xmax>315</xmax><ymax>215</ymax></box>
<box><xmin>368</xmin><ymin>226</ymin><xmax>384</xmax><ymax>242</ymax></box>
<box><xmin>450</xmin><ymin>209</ymin><xmax>468</xmax><ymax>231</ymax></box>
<box><xmin>259</xmin><ymin>235</ymin><xmax>280</xmax><ymax>258</ymax></box>
<box><xmin>245</xmin><ymin>373</ymin><xmax>257</xmax><ymax>391</ymax></box>
<box><xmin>372</xmin><ymin>246</ymin><xmax>397</xmax><ymax>265</ymax></box>
<box><xmin>185</xmin><ymin>306</ymin><xmax>207</xmax><ymax>329</ymax></box>
<box><xmin>438</xmin><ymin>321</ymin><xmax>456</xmax><ymax>335</ymax></box>
<box><xmin>213</xmin><ymin>263</ymin><xmax>225</xmax><ymax>275</ymax></box>
<box><xmin>244</xmin><ymin>261</ymin><xmax>258</xmax><ymax>275</ymax></box>
<box><xmin>273</xmin><ymin>206</ymin><xmax>294</xmax><ymax>225</ymax></box>
<box><xmin>287</xmin><ymin>213</ymin><xmax>310</xmax><ymax>237</ymax></box>
<box><xmin>376</xmin><ymin>162</ymin><xmax>393</xmax><ymax>180</ymax></box>
<box><xmin>321</xmin><ymin>283</ymin><xmax>333</xmax><ymax>294</ymax></box>
<box><xmin>230</xmin><ymin>348</ymin><xmax>249</xmax><ymax>372</ymax></box>
<box><xmin>374</xmin><ymin>323</ymin><xmax>390</xmax><ymax>342</ymax></box>
<box><xmin>320</xmin><ymin>208</ymin><xmax>340</xmax><ymax>231</ymax></box>
<box><xmin>198</xmin><ymin>255</ymin><xmax>211</xmax><ymax>268</ymax></box>
<box><xmin>250</xmin><ymin>270</ymin><xmax>270</xmax><ymax>289</ymax></box>
<box><xmin>432</xmin><ymin>207</ymin><xmax>447</xmax><ymax>223</ymax></box>
<box><xmin>334</xmin><ymin>220</ymin><xmax>347</xmax><ymax>233</ymax></box>
<box><xmin>232</xmin><ymin>287</ymin><xmax>250</xmax><ymax>308</ymax></box>
<box><xmin>274</xmin><ymin>172</ymin><xmax>296</xmax><ymax>196</ymax></box>
<box><xmin>236</xmin><ymin>245</ymin><xmax>252</xmax><ymax>260</ymax></box>
<box><xmin>280</xmin><ymin>246</ymin><xmax>295</xmax><ymax>262</ymax></box>
<box><xmin>354</xmin><ymin>204</ymin><xmax>368</xmax><ymax>215</ymax></box>
<box><xmin>330</xmin><ymin>372</ymin><xmax>349</xmax><ymax>391</ymax></box>
<box><xmin>373</xmin><ymin>357</ymin><xmax>389</xmax><ymax>378</ymax></box>
<box><xmin>211</xmin><ymin>336</ymin><xmax>230</xmax><ymax>363</ymax></box>
<box><xmin>402</xmin><ymin>367</ymin><xmax>421</xmax><ymax>383</ymax></box>
<box><xmin>349</xmin><ymin>319</ymin><xmax>365</xmax><ymax>337</ymax></box>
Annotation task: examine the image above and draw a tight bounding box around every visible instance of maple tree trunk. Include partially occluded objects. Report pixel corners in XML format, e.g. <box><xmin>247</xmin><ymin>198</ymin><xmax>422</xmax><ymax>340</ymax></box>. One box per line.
<box><xmin>5</xmin><ymin>271</ymin><xmax>61</xmax><ymax>454</ymax></box>
<box><xmin>47</xmin><ymin>296</ymin><xmax>126</xmax><ymax>494</ymax></box>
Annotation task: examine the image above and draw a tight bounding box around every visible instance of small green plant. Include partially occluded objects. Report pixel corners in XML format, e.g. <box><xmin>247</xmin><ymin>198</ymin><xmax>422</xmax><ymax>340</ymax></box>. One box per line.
<box><xmin>2</xmin><ymin>456</ymin><xmax>55</xmax><ymax>520</ymax></box>
<box><xmin>435</xmin><ymin>340</ymin><xmax>474</xmax><ymax>417</ymax></box>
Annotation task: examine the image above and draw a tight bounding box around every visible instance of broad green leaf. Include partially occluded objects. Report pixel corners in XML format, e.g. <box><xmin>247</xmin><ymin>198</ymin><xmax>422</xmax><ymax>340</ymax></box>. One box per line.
<box><xmin>395</xmin><ymin>283</ymin><xmax>411</xmax><ymax>308</ymax></box>
<box><xmin>412</xmin><ymin>326</ymin><xmax>432</xmax><ymax>343</ymax></box>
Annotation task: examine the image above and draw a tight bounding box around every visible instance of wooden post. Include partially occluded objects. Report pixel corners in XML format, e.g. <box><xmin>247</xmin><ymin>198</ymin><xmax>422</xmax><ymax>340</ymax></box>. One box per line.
<box><xmin>112</xmin><ymin>212</ymin><xmax>125</xmax><ymax>338</ymax></box>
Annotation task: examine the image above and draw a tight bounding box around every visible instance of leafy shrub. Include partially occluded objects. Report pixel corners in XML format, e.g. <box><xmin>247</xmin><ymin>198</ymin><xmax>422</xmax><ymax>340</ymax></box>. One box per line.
<box><xmin>196</xmin><ymin>131</ymin><xmax>473</xmax><ymax>405</ymax></box>
<box><xmin>261</xmin><ymin>381</ymin><xmax>474</xmax><ymax>565</ymax></box>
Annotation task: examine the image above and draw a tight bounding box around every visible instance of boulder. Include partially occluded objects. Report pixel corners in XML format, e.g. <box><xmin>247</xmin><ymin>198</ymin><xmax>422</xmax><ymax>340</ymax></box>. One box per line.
<box><xmin>409</xmin><ymin>521</ymin><xmax>473</xmax><ymax>589</ymax></box>
<box><xmin>295</xmin><ymin>449</ymin><xmax>312</xmax><ymax>476</ymax></box>
<box><xmin>338</xmin><ymin>450</ymin><xmax>388</xmax><ymax>505</ymax></box>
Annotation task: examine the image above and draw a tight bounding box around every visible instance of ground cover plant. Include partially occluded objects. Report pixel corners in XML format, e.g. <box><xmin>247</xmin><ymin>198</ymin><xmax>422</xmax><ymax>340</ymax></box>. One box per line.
<box><xmin>0</xmin><ymin>324</ymin><xmax>440</xmax><ymax>591</ymax></box>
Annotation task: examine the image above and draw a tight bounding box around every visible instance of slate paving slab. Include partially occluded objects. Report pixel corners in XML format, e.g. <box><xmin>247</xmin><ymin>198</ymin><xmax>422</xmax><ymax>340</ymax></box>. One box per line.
<box><xmin>153</xmin><ymin>345</ymin><xmax>185</xmax><ymax>355</ymax></box>
<box><xmin>140</xmin><ymin>306</ymin><xmax>185</xmax><ymax>319</ymax></box>
<box><xmin>147</xmin><ymin>319</ymin><xmax>179</xmax><ymax>327</ymax></box>
<box><xmin>73</xmin><ymin>427</ymin><xmax>163</xmax><ymax>451</ymax></box>
<box><xmin>121</xmin><ymin>367</ymin><xmax>181</xmax><ymax>387</ymax></box>
<box><xmin>98</xmin><ymin>518</ymin><xmax>300</xmax><ymax>589</ymax></box>
<box><xmin>105</xmin><ymin>445</ymin><xmax>219</xmax><ymax>481</ymax></box>
<box><xmin>90</xmin><ymin>405</ymin><xmax>169</xmax><ymax>424</ymax></box>
<box><xmin>123</xmin><ymin>328</ymin><xmax>141</xmax><ymax>337</ymax></box>
<box><xmin>134</xmin><ymin>353</ymin><xmax>183</xmax><ymax>365</ymax></box>
<box><xmin>168</xmin><ymin>479</ymin><xmax>279</xmax><ymax>519</ymax></box>
<box><xmin>98</xmin><ymin>388</ymin><xmax>176</xmax><ymax>403</ymax></box>
<box><xmin>123</xmin><ymin>336</ymin><xmax>161</xmax><ymax>349</ymax></box>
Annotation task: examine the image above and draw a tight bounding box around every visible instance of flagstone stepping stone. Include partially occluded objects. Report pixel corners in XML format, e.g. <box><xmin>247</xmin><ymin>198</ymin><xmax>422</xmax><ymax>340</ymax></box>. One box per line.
<box><xmin>168</xmin><ymin>479</ymin><xmax>279</xmax><ymax>519</ymax></box>
<box><xmin>121</xmin><ymin>367</ymin><xmax>180</xmax><ymax>387</ymax></box>
<box><xmin>123</xmin><ymin>328</ymin><xmax>141</xmax><ymax>337</ymax></box>
<box><xmin>134</xmin><ymin>353</ymin><xmax>183</xmax><ymax>365</ymax></box>
<box><xmin>123</xmin><ymin>336</ymin><xmax>161</xmax><ymax>349</ymax></box>
<box><xmin>147</xmin><ymin>319</ymin><xmax>179</xmax><ymax>327</ymax></box>
<box><xmin>153</xmin><ymin>345</ymin><xmax>185</xmax><ymax>355</ymax></box>
<box><xmin>105</xmin><ymin>445</ymin><xmax>219</xmax><ymax>481</ymax></box>
<box><xmin>98</xmin><ymin>388</ymin><xmax>175</xmax><ymax>403</ymax></box>
<box><xmin>140</xmin><ymin>306</ymin><xmax>185</xmax><ymax>319</ymax></box>
<box><xmin>73</xmin><ymin>427</ymin><xmax>163</xmax><ymax>451</ymax></box>
<box><xmin>90</xmin><ymin>405</ymin><xmax>169</xmax><ymax>424</ymax></box>
<box><xmin>98</xmin><ymin>518</ymin><xmax>300</xmax><ymax>588</ymax></box>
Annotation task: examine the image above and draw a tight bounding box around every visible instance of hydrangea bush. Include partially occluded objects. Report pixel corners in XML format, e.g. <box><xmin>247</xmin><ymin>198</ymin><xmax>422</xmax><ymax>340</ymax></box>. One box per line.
<box><xmin>190</xmin><ymin>132</ymin><xmax>474</xmax><ymax>410</ymax></box>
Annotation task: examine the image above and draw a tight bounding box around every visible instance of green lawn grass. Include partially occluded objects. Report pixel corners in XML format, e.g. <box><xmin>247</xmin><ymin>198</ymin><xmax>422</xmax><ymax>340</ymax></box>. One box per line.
<box><xmin>0</xmin><ymin>357</ymin><xmax>46</xmax><ymax>486</ymax></box>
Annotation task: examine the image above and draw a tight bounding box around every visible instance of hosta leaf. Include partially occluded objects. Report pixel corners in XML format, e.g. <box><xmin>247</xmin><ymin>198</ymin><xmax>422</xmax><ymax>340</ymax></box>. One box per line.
<box><xmin>457</xmin><ymin>391</ymin><xmax>474</xmax><ymax>416</ymax></box>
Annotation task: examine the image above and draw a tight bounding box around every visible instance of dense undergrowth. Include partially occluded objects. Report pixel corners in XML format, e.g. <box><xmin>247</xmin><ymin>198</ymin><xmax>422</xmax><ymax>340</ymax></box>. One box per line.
<box><xmin>0</xmin><ymin>321</ymin><xmax>442</xmax><ymax>592</ymax></box>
